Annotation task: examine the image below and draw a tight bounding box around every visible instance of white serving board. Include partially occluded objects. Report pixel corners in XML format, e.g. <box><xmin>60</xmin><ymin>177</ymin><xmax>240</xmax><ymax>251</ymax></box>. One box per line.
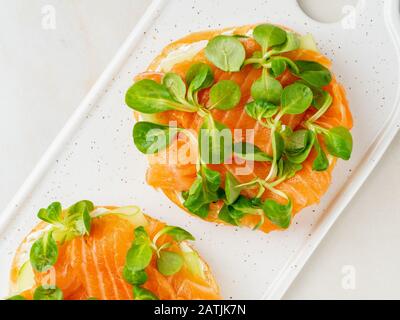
<box><xmin>1</xmin><ymin>0</ymin><xmax>400</xmax><ymax>300</ymax></box>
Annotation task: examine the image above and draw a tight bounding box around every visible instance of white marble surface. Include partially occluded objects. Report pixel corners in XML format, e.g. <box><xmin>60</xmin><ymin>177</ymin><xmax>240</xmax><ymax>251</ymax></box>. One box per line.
<box><xmin>1</xmin><ymin>0</ymin><xmax>399</xmax><ymax>299</ymax></box>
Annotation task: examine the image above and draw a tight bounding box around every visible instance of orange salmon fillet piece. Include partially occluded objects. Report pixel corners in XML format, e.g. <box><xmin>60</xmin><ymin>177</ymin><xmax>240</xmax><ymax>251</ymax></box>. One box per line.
<box><xmin>14</xmin><ymin>215</ymin><xmax>220</xmax><ymax>300</ymax></box>
<box><xmin>136</xmin><ymin>27</ymin><xmax>353</xmax><ymax>233</ymax></box>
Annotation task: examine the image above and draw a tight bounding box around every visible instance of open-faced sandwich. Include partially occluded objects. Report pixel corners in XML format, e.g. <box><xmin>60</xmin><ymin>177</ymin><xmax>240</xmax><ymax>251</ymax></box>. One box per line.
<box><xmin>8</xmin><ymin>201</ymin><xmax>220</xmax><ymax>300</ymax></box>
<box><xmin>125</xmin><ymin>24</ymin><xmax>353</xmax><ymax>233</ymax></box>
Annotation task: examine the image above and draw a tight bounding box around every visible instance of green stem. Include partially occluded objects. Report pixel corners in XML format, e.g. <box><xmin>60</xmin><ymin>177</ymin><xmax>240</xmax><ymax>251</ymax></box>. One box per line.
<box><xmin>256</xmin><ymin>184</ymin><xmax>266</xmax><ymax>198</ymax></box>
<box><xmin>180</xmin><ymin>128</ymin><xmax>201</xmax><ymax>171</ymax></box>
<box><xmin>156</xmin><ymin>242</ymin><xmax>171</xmax><ymax>257</ymax></box>
<box><xmin>169</xmin><ymin>100</ymin><xmax>199</xmax><ymax>113</ymax></box>
<box><xmin>262</xmin><ymin>181</ymin><xmax>289</xmax><ymax>200</ymax></box>
<box><xmin>233</xmin><ymin>176</ymin><xmax>289</xmax><ymax>201</ymax></box>
<box><xmin>194</xmin><ymin>92</ymin><xmax>203</xmax><ymax>109</ymax></box>
<box><xmin>232</xmin><ymin>174</ymin><xmax>289</xmax><ymax>206</ymax></box>
<box><xmin>306</xmin><ymin>94</ymin><xmax>333</xmax><ymax>124</ymax></box>
<box><xmin>269</xmin><ymin>176</ymin><xmax>287</xmax><ymax>187</ymax></box>
<box><xmin>263</xmin><ymin>51</ymin><xmax>272</xmax><ymax>60</ymax></box>
<box><xmin>243</xmin><ymin>57</ymin><xmax>264</xmax><ymax>66</ymax></box>
<box><xmin>274</xmin><ymin>110</ymin><xmax>285</xmax><ymax>125</ymax></box>
<box><xmin>258</xmin><ymin>106</ymin><xmax>284</xmax><ymax>182</ymax></box>
<box><xmin>197</xmin><ymin>107</ymin><xmax>209</xmax><ymax>118</ymax></box>
<box><xmin>236</xmin><ymin>179</ymin><xmax>260</xmax><ymax>189</ymax></box>
<box><xmin>259</xmin><ymin>117</ymin><xmax>274</xmax><ymax>129</ymax></box>
<box><xmin>152</xmin><ymin>228</ymin><xmax>173</xmax><ymax>257</ymax></box>
<box><xmin>269</xmin><ymin>56</ymin><xmax>300</xmax><ymax>74</ymax></box>
<box><xmin>152</xmin><ymin>229</ymin><xmax>165</xmax><ymax>248</ymax></box>
<box><xmin>307</xmin><ymin>123</ymin><xmax>329</xmax><ymax>135</ymax></box>
<box><xmin>253</xmin><ymin>214</ymin><xmax>265</xmax><ymax>231</ymax></box>
<box><xmin>265</xmin><ymin>126</ymin><xmax>277</xmax><ymax>182</ymax></box>
<box><xmin>236</xmin><ymin>178</ymin><xmax>266</xmax><ymax>199</ymax></box>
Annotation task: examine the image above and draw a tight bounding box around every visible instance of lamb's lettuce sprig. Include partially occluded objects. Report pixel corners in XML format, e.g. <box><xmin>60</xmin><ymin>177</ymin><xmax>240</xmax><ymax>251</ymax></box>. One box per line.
<box><xmin>130</xmin><ymin>64</ymin><xmax>241</xmax><ymax>159</ymax></box>
<box><xmin>30</xmin><ymin>200</ymin><xmax>94</xmax><ymax>273</ymax></box>
<box><xmin>126</xmin><ymin>63</ymin><xmax>241</xmax><ymax>116</ymax></box>
<box><xmin>220</xmin><ymin>162</ymin><xmax>301</xmax><ymax>230</ymax></box>
<box><xmin>123</xmin><ymin>225</ymin><xmax>196</xmax><ymax>300</ymax></box>
<box><xmin>245</xmin><ymin>81</ymin><xmax>313</xmax><ymax>182</ymax></box>
<box><xmin>183</xmin><ymin>163</ymin><xmax>223</xmax><ymax>218</ymax></box>
<box><xmin>7</xmin><ymin>286</ymin><xmax>64</xmax><ymax>301</ymax></box>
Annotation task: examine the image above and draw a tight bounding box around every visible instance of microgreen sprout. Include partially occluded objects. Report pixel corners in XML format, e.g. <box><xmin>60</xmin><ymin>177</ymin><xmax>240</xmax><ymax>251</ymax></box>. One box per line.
<box><xmin>123</xmin><ymin>225</ymin><xmax>196</xmax><ymax>299</ymax></box>
<box><xmin>30</xmin><ymin>200</ymin><xmax>94</xmax><ymax>273</ymax></box>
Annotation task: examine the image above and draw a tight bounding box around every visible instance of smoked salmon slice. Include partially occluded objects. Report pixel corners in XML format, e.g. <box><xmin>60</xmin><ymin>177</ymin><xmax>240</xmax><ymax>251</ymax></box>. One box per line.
<box><xmin>9</xmin><ymin>203</ymin><xmax>220</xmax><ymax>300</ymax></box>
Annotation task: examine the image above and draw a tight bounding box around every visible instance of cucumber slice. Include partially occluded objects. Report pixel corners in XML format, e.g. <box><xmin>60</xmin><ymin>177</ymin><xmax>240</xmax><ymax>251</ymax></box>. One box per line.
<box><xmin>141</xmin><ymin>114</ymin><xmax>162</xmax><ymax>124</ymax></box>
<box><xmin>299</xmin><ymin>34</ymin><xmax>319</xmax><ymax>52</ymax></box>
<box><xmin>93</xmin><ymin>206</ymin><xmax>148</xmax><ymax>227</ymax></box>
<box><xmin>159</xmin><ymin>42</ymin><xmax>205</xmax><ymax>72</ymax></box>
<box><xmin>180</xmin><ymin>242</ymin><xmax>205</xmax><ymax>279</ymax></box>
<box><xmin>15</xmin><ymin>261</ymin><xmax>35</xmax><ymax>294</ymax></box>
